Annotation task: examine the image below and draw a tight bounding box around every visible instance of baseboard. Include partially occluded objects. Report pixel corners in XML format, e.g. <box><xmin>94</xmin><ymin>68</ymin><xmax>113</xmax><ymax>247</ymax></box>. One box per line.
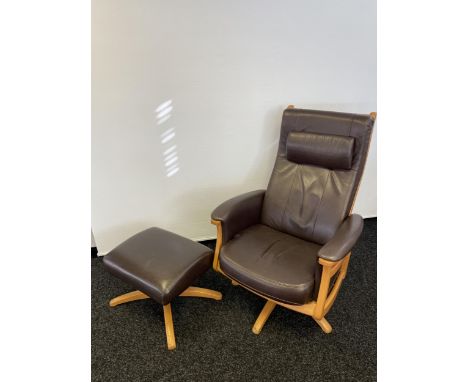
<box><xmin>91</xmin><ymin>217</ymin><xmax>377</xmax><ymax>258</ymax></box>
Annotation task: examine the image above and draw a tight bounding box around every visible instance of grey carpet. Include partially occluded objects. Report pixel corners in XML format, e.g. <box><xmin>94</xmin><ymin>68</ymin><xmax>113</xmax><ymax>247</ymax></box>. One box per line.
<box><xmin>92</xmin><ymin>218</ymin><xmax>376</xmax><ymax>382</ymax></box>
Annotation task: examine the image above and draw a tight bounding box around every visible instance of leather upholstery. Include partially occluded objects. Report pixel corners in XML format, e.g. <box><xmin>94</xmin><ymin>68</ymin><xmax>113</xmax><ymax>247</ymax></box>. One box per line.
<box><xmin>318</xmin><ymin>214</ymin><xmax>363</xmax><ymax>262</ymax></box>
<box><xmin>211</xmin><ymin>190</ymin><xmax>266</xmax><ymax>244</ymax></box>
<box><xmin>262</xmin><ymin>108</ymin><xmax>374</xmax><ymax>244</ymax></box>
<box><xmin>103</xmin><ymin>227</ymin><xmax>213</xmax><ymax>305</ymax></box>
<box><xmin>213</xmin><ymin>108</ymin><xmax>374</xmax><ymax>305</ymax></box>
<box><xmin>286</xmin><ymin>132</ymin><xmax>354</xmax><ymax>170</ymax></box>
<box><xmin>219</xmin><ymin>224</ymin><xmax>322</xmax><ymax>305</ymax></box>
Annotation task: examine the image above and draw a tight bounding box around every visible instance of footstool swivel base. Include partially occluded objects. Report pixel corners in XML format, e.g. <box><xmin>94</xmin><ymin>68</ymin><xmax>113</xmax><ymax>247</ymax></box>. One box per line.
<box><xmin>103</xmin><ymin>227</ymin><xmax>222</xmax><ymax>350</ymax></box>
<box><xmin>109</xmin><ymin>287</ymin><xmax>222</xmax><ymax>350</ymax></box>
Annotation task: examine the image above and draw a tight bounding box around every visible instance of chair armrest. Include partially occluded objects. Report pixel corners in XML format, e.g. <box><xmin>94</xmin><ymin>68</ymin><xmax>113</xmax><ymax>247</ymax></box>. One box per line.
<box><xmin>211</xmin><ymin>190</ymin><xmax>266</xmax><ymax>244</ymax></box>
<box><xmin>318</xmin><ymin>214</ymin><xmax>364</xmax><ymax>262</ymax></box>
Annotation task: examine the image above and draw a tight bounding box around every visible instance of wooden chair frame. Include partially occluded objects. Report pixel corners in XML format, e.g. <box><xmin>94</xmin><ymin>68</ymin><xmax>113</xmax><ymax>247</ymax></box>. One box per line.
<box><xmin>211</xmin><ymin>219</ymin><xmax>349</xmax><ymax>334</ymax></box>
<box><xmin>211</xmin><ymin>107</ymin><xmax>376</xmax><ymax>335</ymax></box>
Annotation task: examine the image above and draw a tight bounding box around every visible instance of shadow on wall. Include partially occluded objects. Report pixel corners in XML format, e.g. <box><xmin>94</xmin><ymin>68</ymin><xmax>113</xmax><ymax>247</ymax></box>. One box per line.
<box><xmin>168</xmin><ymin>105</ymin><xmax>285</xmax><ymax>238</ymax></box>
<box><xmin>155</xmin><ymin>100</ymin><xmax>180</xmax><ymax>177</ymax></box>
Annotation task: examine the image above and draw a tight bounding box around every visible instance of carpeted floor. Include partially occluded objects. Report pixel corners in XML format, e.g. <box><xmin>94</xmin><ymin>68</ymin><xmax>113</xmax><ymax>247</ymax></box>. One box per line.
<box><xmin>92</xmin><ymin>218</ymin><xmax>376</xmax><ymax>382</ymax></box>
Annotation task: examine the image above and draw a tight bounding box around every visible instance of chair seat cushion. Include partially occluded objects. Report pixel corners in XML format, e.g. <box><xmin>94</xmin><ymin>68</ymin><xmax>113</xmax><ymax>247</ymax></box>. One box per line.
<box><xmin>219</xmin><ymin>224</ymin><xmax>322</xmax><ymax>305</ymax></box>
<box><xmin>103</xmin><ymin>227</ymin><xmax>213</xmax><ymax>305</ymax></box>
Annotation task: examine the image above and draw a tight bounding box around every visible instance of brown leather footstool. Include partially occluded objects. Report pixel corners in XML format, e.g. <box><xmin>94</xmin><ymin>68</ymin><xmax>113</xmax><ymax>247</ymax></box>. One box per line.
<box><xmin>103</xmin><ymin>227</ymin><xmax>222</xmax><ymax>350</ymax></box>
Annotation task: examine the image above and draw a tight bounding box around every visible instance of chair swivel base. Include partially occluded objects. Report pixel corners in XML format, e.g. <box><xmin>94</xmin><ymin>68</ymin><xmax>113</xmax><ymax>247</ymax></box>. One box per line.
<box><xmin>251</xmin><ymin>299</ymin><xmax>332</xmax><ymax>335</ymax></box>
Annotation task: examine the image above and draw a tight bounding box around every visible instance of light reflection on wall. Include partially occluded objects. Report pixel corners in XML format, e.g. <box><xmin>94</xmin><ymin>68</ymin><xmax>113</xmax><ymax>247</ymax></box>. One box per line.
<box><xmin>155</xmin><ymin>100</ymin><xmax>179</xmax><ymax>177</ymax></box>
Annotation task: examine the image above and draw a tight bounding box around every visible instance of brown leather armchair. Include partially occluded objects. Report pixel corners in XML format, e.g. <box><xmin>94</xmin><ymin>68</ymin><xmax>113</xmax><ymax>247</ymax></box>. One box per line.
<box><xmin>211</xmin><ymin>106</ymin><xmax>376</xmax><ymax>335</ymax></box>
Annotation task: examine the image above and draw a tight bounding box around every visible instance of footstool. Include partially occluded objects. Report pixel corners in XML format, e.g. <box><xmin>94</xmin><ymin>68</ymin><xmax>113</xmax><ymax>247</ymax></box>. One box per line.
<box><xmin>103</xmin><ymin>227</ymin><xmax>222</xmax><ymax>350</ymax></box>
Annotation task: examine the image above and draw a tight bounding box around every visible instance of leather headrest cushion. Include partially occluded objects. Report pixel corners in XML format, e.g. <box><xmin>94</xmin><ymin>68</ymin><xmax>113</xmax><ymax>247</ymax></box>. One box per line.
<box><xmin>286</xmin><ymin>132</ymin><xmax>355</xmax><ymax>170</ymax></box>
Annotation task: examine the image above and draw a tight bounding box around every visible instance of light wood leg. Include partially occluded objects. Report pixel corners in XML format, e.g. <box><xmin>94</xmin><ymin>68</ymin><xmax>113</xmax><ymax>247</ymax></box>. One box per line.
<box><xmin>231</xmin><ymin>280</ymin><xmax>239</xmax><ymax>286</ymax></box>
<box><xmin>163</xmin><ymin>304</ymin><xmax>176</xmax><ymax>350</ymax></box>
<box><xmin>109</xmin><ymin>290</ymin><xmax>149</xmax><ymax>307</ymax></box>
<box><xmin>252</xmin><ymin>300</ymin><xmax>277</xmax><ymax>334</ymax></box>
<box><xmin>179</xmin><ymin>286</ymin><xmax>222</xmax><ymax>300</ymax></box>
<box><xmin>313</xmin><ymin>316</ymin><xmax>332</xmax><ymax>334</ymax></box>
<box><xmin>109</xmin><ymin>286</ymin><xmax>222</xmax><ymax>350</ymax></box>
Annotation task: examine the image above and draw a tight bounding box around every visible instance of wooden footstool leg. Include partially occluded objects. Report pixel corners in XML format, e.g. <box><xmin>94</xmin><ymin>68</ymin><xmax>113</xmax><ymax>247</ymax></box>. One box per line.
<box><xmin>179</xmin><ymin>286</ymin><xmax>222</xmax><ymax>300</ymax></box>
<box><xmin>109</xmin><ymin>290</ymin><xmax>149</xmax><ymax>307</ymax></box>
<box><xmin>163</xmin><ymin>304</ymin><xmax>176</xmax><ymax>350</ymax></box>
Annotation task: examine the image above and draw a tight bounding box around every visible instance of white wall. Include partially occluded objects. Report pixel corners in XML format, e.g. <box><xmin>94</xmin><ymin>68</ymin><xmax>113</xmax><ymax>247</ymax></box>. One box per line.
<box><xmin>92</xmin><ymin>0</ymin><xmax>376</xmax><ymax>254</ymax></box>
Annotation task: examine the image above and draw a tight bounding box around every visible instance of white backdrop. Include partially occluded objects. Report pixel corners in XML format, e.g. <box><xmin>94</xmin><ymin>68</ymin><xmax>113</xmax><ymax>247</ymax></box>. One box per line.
<box><xmin>92</xmin><ymin>0</ymin><xmax>377</xmax><ymax>254</ymax></box>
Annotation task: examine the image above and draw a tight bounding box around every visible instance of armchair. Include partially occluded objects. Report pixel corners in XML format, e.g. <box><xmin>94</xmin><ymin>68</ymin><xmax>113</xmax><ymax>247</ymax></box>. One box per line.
<box><xmin>211</xmin><ymin>106</ymin><xmax>376</xmax><ymax>335</ymax></box>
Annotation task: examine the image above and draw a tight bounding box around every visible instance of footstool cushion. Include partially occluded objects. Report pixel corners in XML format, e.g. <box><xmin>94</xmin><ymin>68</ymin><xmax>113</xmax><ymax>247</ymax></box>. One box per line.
<box><xmin>103</xmin><ymin>227</ymin><xmax>213</xmax><ymax>305</ymax></box>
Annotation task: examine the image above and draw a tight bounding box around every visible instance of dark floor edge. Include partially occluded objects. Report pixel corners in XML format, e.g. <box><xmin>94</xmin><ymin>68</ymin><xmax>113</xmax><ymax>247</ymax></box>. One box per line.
<box><xmin>90</xmin><ymin>217</ymin><xmax>376</xmax><ymax>257</ymax></box>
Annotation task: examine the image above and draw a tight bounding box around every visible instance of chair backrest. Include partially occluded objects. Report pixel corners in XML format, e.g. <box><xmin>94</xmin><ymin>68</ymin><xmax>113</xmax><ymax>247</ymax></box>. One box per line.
<box><xmin>261</xmin><ymin>107</ymin><xmax>375</xmax><ymax>245</ymax></box>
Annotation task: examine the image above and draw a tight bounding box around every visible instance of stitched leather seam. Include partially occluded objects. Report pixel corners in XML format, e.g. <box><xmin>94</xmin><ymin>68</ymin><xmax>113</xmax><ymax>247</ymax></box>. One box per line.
<box><xmin>310</xmin><ymin>170</ymin><xmax>331</xmax><ymax>239</ymax></box>
<box><xmin>279</xmin><ymin>162</ymin><xmax>299</xmax><ymax>228</ymax></box>
<box><xmin>222</xmin><ymin>270</ymin><xmax>309</xmax><ymax>305</ymax></box>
